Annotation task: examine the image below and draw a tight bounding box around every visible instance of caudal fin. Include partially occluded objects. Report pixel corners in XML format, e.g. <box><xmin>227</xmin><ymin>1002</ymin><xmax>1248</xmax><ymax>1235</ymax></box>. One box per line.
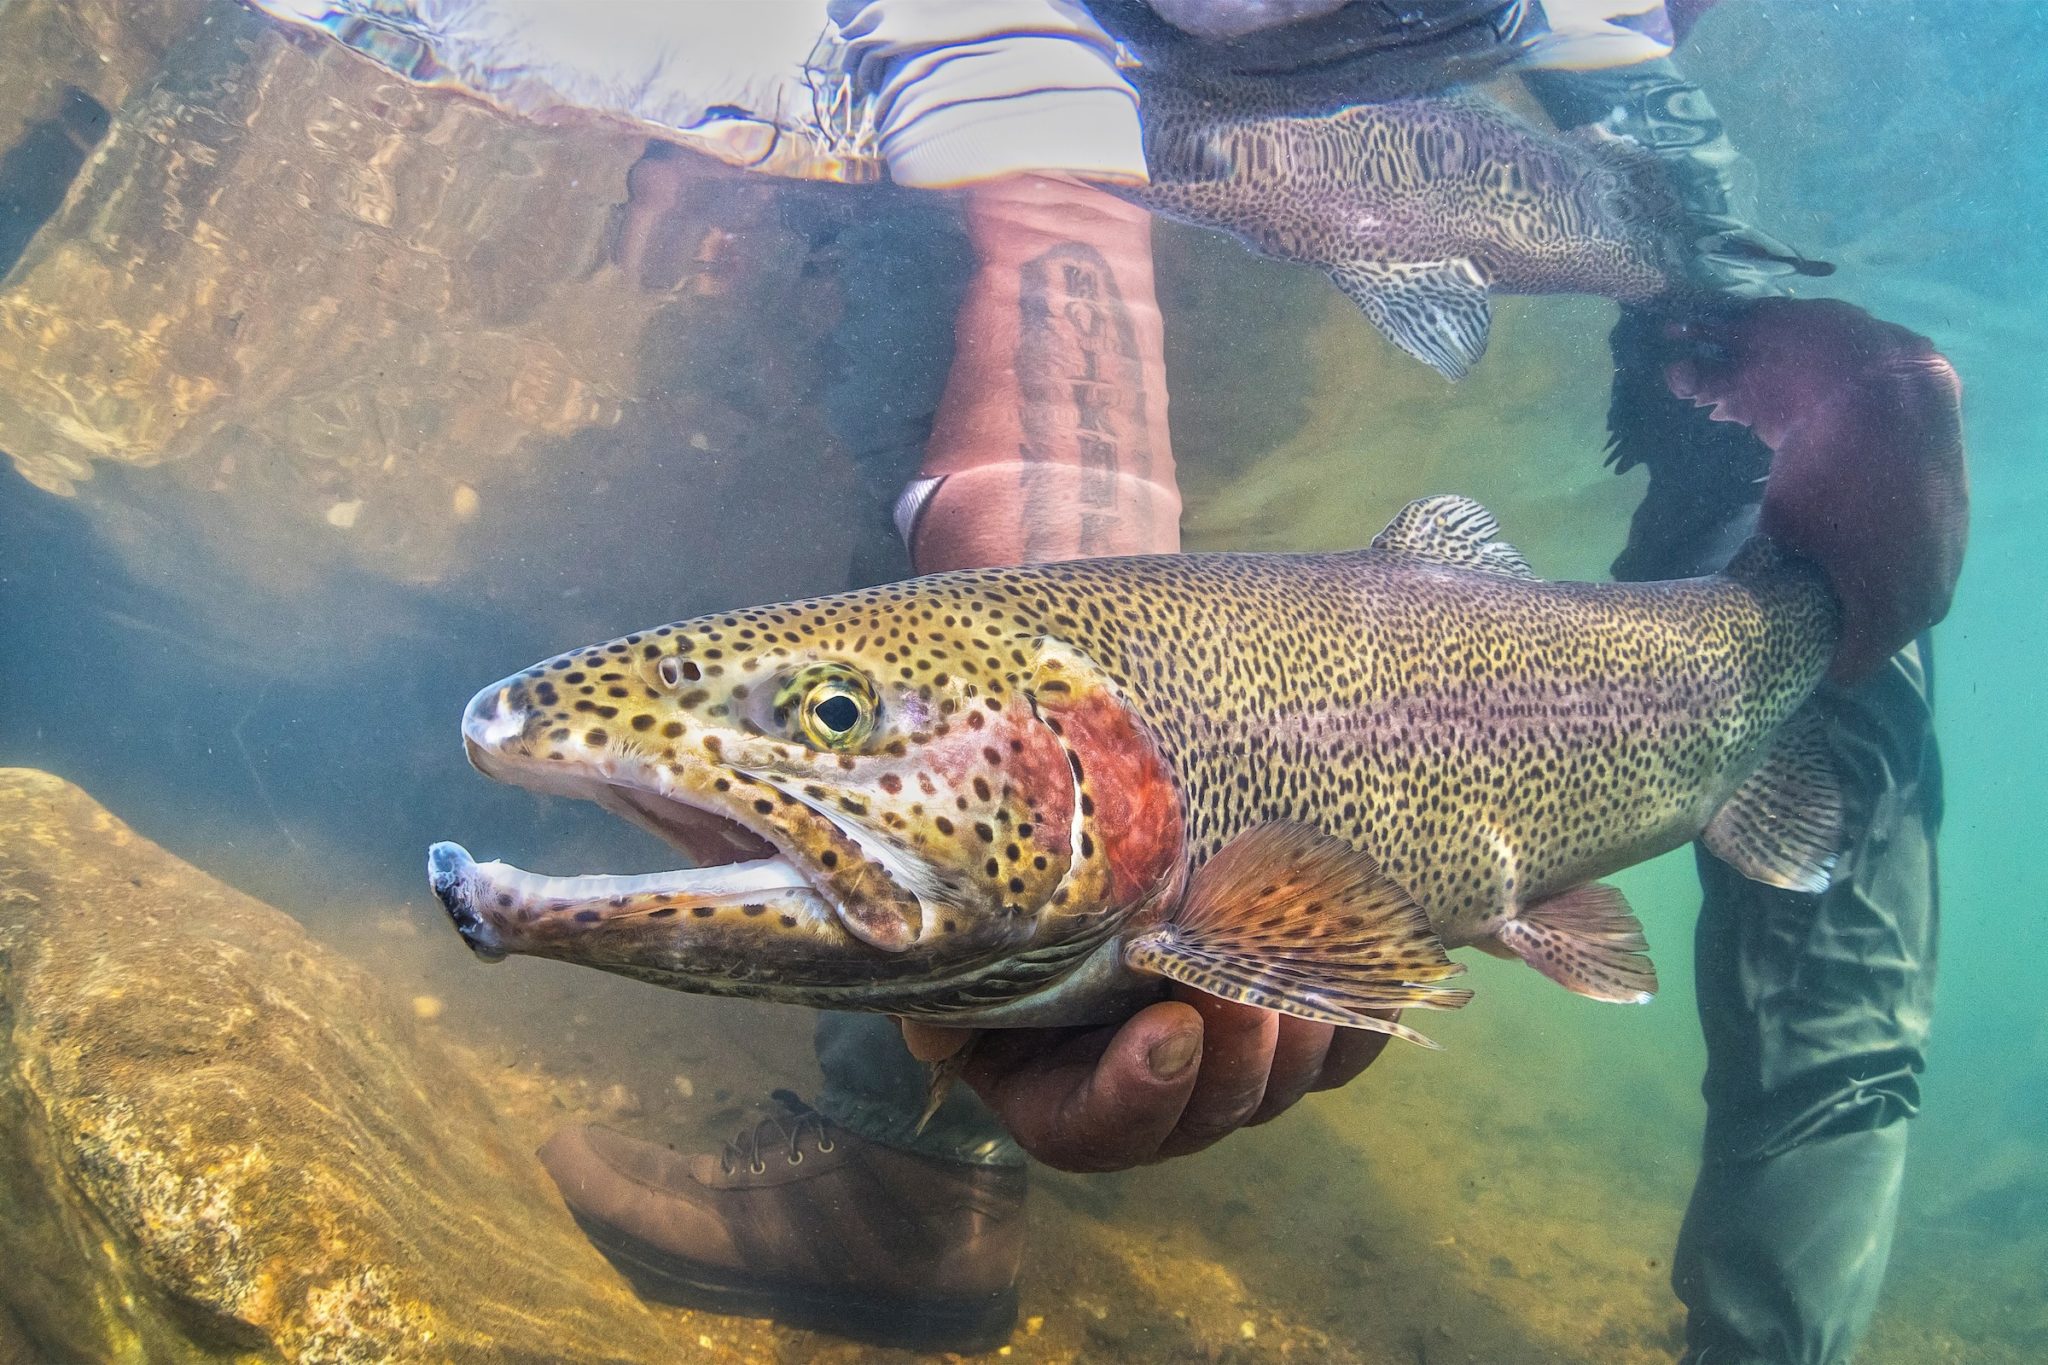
<box><xmin>1664</xmin><ymin>297</ymin><xmax>1969</xmax><ymax>681</ymax></box>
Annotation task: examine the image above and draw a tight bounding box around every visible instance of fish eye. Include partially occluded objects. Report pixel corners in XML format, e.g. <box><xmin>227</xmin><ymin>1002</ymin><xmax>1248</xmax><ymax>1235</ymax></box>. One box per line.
<box><xmin>813</xmin><ymin>693</ymin><xmax>860</xmax><ymax>734</ymax></box>
<box><xmin>784</xmin><ymin>665</ymin><xmax>878</xmax><ymax>751</ymax></box>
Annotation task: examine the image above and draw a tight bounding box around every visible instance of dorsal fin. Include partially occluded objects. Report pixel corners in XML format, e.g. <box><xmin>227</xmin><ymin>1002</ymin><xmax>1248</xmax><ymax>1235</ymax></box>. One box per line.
<box><xmin>1371</xmin><ymin>495</ymin><xmax>1537</xmax><ymax>578</ymax></box>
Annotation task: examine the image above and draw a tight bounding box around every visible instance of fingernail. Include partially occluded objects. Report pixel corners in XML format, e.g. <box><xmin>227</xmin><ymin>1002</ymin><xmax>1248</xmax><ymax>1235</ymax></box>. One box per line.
<box><xmin>1148</xmin><ymin>1032</ymin><xmax>1199</xmax><ymax>1079</ymax></box>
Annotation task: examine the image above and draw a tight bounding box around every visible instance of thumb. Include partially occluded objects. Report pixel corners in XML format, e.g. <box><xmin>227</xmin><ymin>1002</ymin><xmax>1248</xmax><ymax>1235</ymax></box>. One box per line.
<box><xmin>898</xmin><ymin>1018</ymin><xmax>975</xmax><ymax>1064</ymax></box>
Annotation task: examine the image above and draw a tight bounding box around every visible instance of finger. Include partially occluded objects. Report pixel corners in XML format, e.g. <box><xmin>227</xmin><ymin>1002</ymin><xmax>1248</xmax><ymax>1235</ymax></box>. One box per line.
<box><xmin>965</xmin><ymin>1001</ymin><xmax>1205</xmax><ymax>1173</ymax></box>
<box><xmin>898</xmin><ymin>1019</ymin><xmax>974</xmax><ymax>1064</ymax></box>
<box><xmin>1310</xmin><ymin>1013</ymin><xmax>1398</xmax><ymax>1092</ymax></box>
<box><xmin>1248</xmin><ymin>1015</ymin><xmax>1336</xmax><ymax>1126</ymax></box>
<box><xmin>1666</xmin><ymin>357</ymin><xmax>1703</xmax><ymax>401</ymax></box>
<box><xmin>1157</xmin><ymin>990</ymin><xmax>1278</xmax><ymax>1158</ymax></box>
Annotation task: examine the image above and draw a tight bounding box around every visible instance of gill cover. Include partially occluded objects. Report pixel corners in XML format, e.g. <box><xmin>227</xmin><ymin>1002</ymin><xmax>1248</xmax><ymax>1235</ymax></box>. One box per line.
<box><xmin>1024</xmin><ymin>640</ymin><xmax>1186</xmax><ymax>925</ymax></box>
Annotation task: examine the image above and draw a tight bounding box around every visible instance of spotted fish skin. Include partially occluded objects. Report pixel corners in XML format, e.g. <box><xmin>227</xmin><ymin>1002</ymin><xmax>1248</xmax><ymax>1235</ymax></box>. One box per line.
<box><xmin>795</xmin><ymin>540</ymin><xmax>1829</xmax><ymax>950</ymax></box>
<box><xmin>1117</xmin><ymin>80</ymin><xmax>1690</xmax><ymax>377</ymax></box>
<box><xmin>439</xmin><ymin>499</ymin><xmax>1837</xmax><ymax>1018</ymax></box>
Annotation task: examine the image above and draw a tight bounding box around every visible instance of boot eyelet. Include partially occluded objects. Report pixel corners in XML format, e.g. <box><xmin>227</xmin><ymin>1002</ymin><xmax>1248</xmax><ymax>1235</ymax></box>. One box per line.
<box><xmin>788</xmin><ymin>1150</ymin><xmax>804</xmax><ymax>1165</ymax></box>
<box><xmin>817</xmin><ymin>1139</ymin><xmax>835</xmax><ymax>1153</ymax></box>
<box><xmin>749</xmin><ymin>1160</ymin><xmax>767</xmax><ymax>1175</ymax></box>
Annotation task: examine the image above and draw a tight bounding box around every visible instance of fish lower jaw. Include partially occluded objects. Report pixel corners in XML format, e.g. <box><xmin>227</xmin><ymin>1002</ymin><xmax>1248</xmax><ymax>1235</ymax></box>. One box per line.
<box><xmin>427</xmin><ymin>841</ymin><xmax>837</xmax><ymax>959</ymax></box>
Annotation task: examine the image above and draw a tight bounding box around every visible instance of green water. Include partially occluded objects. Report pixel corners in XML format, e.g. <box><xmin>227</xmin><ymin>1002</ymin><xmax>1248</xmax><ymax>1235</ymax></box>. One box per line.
<box><xmin>1</xmin><ymin>1</ymin><xmax>2042</xmax><ymax>1361</ymax></box>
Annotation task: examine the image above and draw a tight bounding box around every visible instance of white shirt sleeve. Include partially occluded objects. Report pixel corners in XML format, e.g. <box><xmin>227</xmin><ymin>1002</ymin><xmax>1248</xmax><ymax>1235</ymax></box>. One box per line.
<box><xmin>1518</xmin><ymin>0</ymin><xmax>1676</xmax><ymax>72</ymax></box>
<box><xmin>829</xmin><ymin>0</ymin><xmax>1149</xmax><ymax>187</ymax></box>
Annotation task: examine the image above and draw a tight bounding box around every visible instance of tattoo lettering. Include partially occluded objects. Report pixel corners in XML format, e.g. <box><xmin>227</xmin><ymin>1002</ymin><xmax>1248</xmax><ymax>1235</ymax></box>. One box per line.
<box><xmin>1015</xmin><ymin>242</ymin><xmax>1152</xmax><ymax>559</ymax></box>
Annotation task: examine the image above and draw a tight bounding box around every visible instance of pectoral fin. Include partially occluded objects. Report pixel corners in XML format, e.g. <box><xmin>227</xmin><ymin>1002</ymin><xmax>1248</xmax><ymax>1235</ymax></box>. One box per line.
<box><xmin>916</xmin><ymin>1035</ymin><xmax>981</xmax><ymax>1137</ymax></box>
<box><xmin>1329</xmin><ymin>258</ymin><xmax>1492</xmax><ymax>381</ymax></box>
<box><xmin>1487</xmin><ymin>883</ymin><xmax>1657</xmax><ymax>1004</ymax></box>
<box><xmin>1702</xmin><ymin>706</ymin><xmax>1842</xmax><ymax>894</ymax></box>
<box><xmin>1124</xmin><ymin>822</ymin><xmax>1471</xmax><ymax>1048</ymax></box>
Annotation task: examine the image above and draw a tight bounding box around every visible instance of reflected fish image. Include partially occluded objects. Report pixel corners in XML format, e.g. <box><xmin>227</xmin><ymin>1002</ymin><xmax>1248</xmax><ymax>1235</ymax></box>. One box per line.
<box><xmin>433</xmin><ymin>482</ymin><xmax>1879</xmax><ymax>1036</ymax></box>
<box><xmin>1119</xmin><ymin>79</ymin><xmax>1827</xmax><ymax>379</ymax></box>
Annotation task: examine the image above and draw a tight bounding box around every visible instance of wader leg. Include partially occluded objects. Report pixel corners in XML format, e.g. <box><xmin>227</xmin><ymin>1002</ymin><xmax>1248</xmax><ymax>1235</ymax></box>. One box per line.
<box><xmin>1675</xmin><ymin>643</ymin><xmax>1941</xmax><ymax>1364</ymax></box>
<box><xmin>1537</xmin><ymin>50</ymin><xmax>1948</xmax><ymax>1360</ymax></box>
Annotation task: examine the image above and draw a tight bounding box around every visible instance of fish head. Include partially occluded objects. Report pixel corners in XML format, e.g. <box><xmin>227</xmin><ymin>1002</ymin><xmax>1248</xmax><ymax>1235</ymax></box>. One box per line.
<box><xmin>440</xmin><ymin>577</ymin><xmax>1187</xmax><ymax>1012</ymax></box>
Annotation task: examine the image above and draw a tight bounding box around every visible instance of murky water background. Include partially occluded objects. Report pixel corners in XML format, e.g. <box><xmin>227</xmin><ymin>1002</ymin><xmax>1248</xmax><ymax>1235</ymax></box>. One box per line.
<box><xmin>2</xmin><ymin>1</ymin><xmax>2043</xmax><ymax>1360</ymax></box>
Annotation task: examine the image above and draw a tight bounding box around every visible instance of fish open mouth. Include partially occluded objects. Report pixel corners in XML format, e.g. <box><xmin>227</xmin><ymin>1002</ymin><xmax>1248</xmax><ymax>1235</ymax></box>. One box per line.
<box><xmin>596</xmin><ymin>780</ymin><xmax>779</xmax><ymax>870</ymax></box>
<box><xmin>433</xmin><ymin>714</ymin><xmax>859</xmax><ymax>966</ymax></box>
<box><xmin>432</xmin><ymin>657</ymin><xmax>970</xmax><ymax>988</ymax></box>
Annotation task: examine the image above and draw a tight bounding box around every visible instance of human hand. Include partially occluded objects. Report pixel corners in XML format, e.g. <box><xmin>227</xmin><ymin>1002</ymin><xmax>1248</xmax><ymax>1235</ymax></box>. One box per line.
<box><xmin>1663</xmin><ymin>297</ymin><xmax>1967</xmax><ymax>682</ymax></box>
<box><xmin>900</xmin><ymin>989</ymin><xmax>1395</xmax><ymax>1172</ymax></box>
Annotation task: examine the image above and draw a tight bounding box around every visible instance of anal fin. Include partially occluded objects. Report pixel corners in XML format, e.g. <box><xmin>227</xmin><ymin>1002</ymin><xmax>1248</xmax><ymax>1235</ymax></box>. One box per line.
<box><xmin>1124</xmin><ymin>822</ymin><xmax>1471</xmax><ymax>1048</ymax></box>
<box><xmin>1488</xmin><ymin>883</ymin><xmax>1657</xmax><ymax>1004</ymax></box>
<box><xmin>1328</xmin><ymin>258</ymin><xmax>1492</xmax><ymax>381</ymax></box>
<box><xmin>1702</xmin><ymin>706</ymin><xmax>1842</xmax><ymax>894</ymax></box>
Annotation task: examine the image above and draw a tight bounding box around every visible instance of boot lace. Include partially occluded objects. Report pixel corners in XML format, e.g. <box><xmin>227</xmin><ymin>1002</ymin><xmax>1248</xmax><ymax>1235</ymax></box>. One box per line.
<box><xmin>720</xmin><ymin>1089</ymin><xmax>838</xmax><ymax>1175</ymax></box>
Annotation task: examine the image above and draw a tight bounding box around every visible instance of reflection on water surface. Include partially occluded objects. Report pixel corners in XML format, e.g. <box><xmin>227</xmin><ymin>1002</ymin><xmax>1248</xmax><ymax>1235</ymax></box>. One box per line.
<box><xmin>1</xmin><ymin>1</ymin><xmax>2043</xmax><ymax>1361</ymax></box>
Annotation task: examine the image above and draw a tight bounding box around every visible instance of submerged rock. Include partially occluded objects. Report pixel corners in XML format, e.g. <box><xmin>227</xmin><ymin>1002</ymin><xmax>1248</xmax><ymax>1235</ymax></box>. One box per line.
<box><xmin>0</xmin><ymin>768</ymin><xmax>679</xmax><ymax>1363</ymax></box>
<box><xmin>0</xmin><ymin>0</ymin><xmax>867</xmax><ymax>674</ymax></box>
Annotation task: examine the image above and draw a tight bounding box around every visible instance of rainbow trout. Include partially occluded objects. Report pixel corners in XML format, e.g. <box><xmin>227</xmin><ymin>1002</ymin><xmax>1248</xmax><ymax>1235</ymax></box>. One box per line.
<box><xmin>1116</xmin><ymin>79</ymin><xmax>1826</xmax><ymax>379</ymax></box>
<box><xmin>430</xmin><ymin>496</ymin><xmax>1844</xmax><ymax>1044</ymax></box>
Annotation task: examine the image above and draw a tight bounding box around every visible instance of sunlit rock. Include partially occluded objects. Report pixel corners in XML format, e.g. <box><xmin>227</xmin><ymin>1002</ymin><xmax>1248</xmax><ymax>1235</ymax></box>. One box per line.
<box><xmin>0</xmin><ymin>767</ymin><xmax>681</xmax><ymax>1362</ymax></box>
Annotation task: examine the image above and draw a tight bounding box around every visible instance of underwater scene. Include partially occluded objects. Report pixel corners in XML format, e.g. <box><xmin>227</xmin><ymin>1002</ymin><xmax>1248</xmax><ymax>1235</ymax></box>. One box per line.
<box><xmin>0</xmin><ymin>1</ymin><xmax>2040</xmax><ymax>1361</ymax></box>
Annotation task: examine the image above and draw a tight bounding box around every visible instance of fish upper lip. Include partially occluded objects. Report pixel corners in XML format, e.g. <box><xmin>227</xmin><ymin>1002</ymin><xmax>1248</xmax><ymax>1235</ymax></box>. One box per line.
<box><xmin>458</xmin><ymin>675</ymin><xmax>779</xmax><ymax>871</ymax></box>
<box><xmin>601</xmin><ymin>764</ymin><xmax>934</xmax><ymax>944</ymax></box>
<box><xmin>457</xmin><ymin>703</ymin><xmax>871</xmax><ymax>915</ymax></box>
<box><xmin>454</xmin><ymin>676</ymin><xmax>930</xmax><ymax>932</ymax></box>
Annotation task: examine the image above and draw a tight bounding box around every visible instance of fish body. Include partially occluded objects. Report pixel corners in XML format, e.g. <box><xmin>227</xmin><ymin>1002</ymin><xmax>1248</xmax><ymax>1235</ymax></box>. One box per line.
<box><xmin>431</xmin><ymin>497</ymin><xmax>1843</xmax><ymax>1038</ymax></box>
<box><xmin>1116</xmin><ymin>78</ymin><xmax>1809</xmax><ymax>379</ymax></box>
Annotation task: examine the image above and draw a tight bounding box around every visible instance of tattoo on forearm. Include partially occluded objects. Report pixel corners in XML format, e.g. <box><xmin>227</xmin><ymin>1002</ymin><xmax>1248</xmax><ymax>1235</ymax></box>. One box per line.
<box><xmin>1015</xmin><ymin>242</ymin><xmax>1152</xmax><ymax>559</ymax></box>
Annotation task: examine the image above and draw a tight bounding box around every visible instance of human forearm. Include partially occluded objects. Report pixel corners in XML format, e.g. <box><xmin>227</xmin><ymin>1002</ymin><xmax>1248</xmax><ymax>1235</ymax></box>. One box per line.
<box><xmin>905</xmin><ymin>174</ymin><xmax>1181</xmax><ymax>571</ymax></box>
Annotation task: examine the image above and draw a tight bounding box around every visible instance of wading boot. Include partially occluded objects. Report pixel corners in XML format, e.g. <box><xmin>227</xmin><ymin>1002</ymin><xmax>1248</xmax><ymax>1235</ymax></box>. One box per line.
<box><xmin>538</xmin><ymin>1091</ymin><xmax>1025</xmax><ymax>1353</ymax></box>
